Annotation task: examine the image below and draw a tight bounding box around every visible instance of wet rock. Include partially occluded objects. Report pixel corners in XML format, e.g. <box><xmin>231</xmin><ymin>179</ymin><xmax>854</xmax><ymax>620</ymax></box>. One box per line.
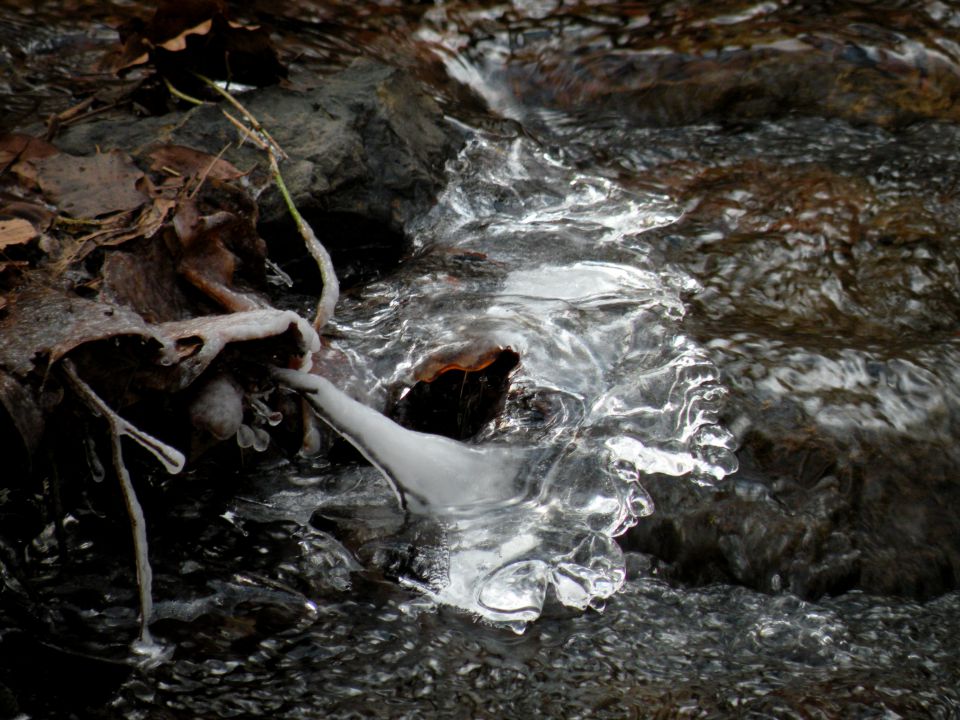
<box><xmin>54</xmin><ymin>59</ymin><xmax>462</xmax><ymax>263</ymax></box>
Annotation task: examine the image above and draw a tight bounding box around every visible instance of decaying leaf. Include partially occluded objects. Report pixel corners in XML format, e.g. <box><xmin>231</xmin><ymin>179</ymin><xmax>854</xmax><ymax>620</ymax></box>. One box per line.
<box><xmin>101</xmin><ymin>235</ymin><xmax>191</xmax><ymax>324</ymax></box>
<box><xmin>389</xmin><ymin>345</ymin><xmax>520</xmax><ymax>440</ymax></box>
<box><xmin>0</xmin><ymin>133</ymin><xmax>58</xmax><ymax>173</ymax></box>
<box><xmin>104</xmin><ymin>0</ymin><xmax>286</xmax><ymax>88</ymax></box>
<box><xmin>170</xmin><ymin>185</ymin><xmax>269</xmax><ymax>313</ymax></box>
<box><xmin>0</xmin><ymin>284</ymin><xmax>174</xmax><ymax>380</ymax></box>
<box><xmin>34</xmin><ymin>150</ymin><xmax>149</xmax><ymax>218</ymax></box>
<box><xmin>0</xmin><ymin>200</ymin><xmax>55</xmax><ymax>231</ymax></box>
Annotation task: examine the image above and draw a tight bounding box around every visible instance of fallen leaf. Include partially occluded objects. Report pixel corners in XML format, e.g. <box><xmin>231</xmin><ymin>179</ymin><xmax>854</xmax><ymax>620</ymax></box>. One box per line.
<box><xmin>173</xmin><ymin>200</ymin><xmax>264</xmax><ymax>313</ymax></box>
<box><xmin>0</xmin><ymin>200</ymin><xmax>55</xmax><ymax>230</ymax></box>
<box><xmin>389</xmin><ymin>345</ymin><xmax>520</xmax><ymax>440</ymax></box>
<box><xmin>101</xmin><ymin>234</ymin><xmax>191</xmax><ymax>324</ymax></box>
<box><xmin>171</xmin><ymin>184</ymin><xmax>269</xmax><ymax>313</ymax></box>
<box><xmin>0</xmin><ymin>284</ymin><xmax>174</xmax><ymax>379</ymax></box>
<box><xmin>0</xmin><ymin>219</ymin><xmax>37</xmax><ymax>249</ymax></box>
<box><xmin>0</xmin><ymin>133</ymin><xmax>58</xmax><ymax>173</ymax></box>
<box><xmin>146</xmin><ymin>144</ymin><xmax>245</xmax><ymax>182</ymax></box>
<box><xmin>158</xmin><ymin>18</ymin><xmax>213</xmax><ymax>52</ymax></box>
<box><xmin>102</xmin><ymin>0</ymin><xmax>285</xmax><ymax>87</ymax></box>
<box><xmin>34</xmin><ymin>150</ymin><xmax>149</xmax><ymax>218</ymax></box>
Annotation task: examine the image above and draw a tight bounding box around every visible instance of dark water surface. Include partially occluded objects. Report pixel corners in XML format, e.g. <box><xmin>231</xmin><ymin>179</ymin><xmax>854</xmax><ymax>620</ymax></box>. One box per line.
<box><xmin>2</xmin><ymin>1</ymin><xmax>960</xmax><ymax>718</ymax></box>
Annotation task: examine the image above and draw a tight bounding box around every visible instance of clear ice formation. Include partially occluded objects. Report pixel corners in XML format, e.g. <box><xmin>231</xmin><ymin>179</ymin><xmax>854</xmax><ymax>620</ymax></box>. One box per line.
<box><xmin>273</xmin><ymin>367</ymin><xmax>536</xmax><ymax>512</ymax></box>
<box><xmin>268</xmin><ymin>135</ymin><xmax>738</xmax><ymax>629</ymax></box>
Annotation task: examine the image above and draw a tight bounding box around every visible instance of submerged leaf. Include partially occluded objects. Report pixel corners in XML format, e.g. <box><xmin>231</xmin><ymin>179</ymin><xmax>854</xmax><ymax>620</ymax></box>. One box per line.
<box><xmin>390</xmin><ymin>345</ymin><xmax>520</xmax><ymax>440</ymax></box>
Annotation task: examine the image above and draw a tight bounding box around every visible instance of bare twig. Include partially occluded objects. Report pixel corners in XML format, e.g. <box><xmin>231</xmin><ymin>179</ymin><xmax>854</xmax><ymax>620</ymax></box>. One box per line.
<box><xmin>221</xmin><ymin>110</ymin><xmax>270</xmax><ymax>150</ymax></box>
<box><xmin>194</xmin><ymin>73</ymin><xmax>287</xmax><ymax>159</ymax></box>
<box><xmin>199</xmin><ymin>76</ymin><xmax>339</xmax><ymax>330</ymax></box>
<box><xmin>188</xmin><ymin>142</ymin><xmax>233</xmax><ymax>199</ymax></box>
<box><xmin>163</xmin><ymin>77</ymin><xmax>206</xmax><ymax>107</ymax></box>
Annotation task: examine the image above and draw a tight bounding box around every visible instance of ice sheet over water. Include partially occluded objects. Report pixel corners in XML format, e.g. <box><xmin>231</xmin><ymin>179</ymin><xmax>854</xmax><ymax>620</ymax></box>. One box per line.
<box><xmin>268</xmin><ymin>135</ymin><xmax>737</xmax><ymax>627</ymax></box>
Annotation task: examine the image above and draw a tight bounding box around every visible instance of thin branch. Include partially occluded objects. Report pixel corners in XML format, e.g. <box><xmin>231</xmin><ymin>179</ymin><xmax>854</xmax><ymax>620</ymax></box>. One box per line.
<box><xmin>188</xmin><ymin>142</ymin><xmax>232</xmax><ymax>199</ymax></box>
<box><xmin>201</xmin><ymin>76</ymin><xmax>339</xmax><ymax>330</ymax></box>
<box><xmin>221</xmin><ymin>109</ymin><xmax>270</xmax><ymax>150</ymax></box>
<box><xmin>163</xmin><ymin>77</ymin><xmax>206</xmax><ymax>107</ymax></box>
<box><xmin>194</xmin><ymin>72</ymin><xmax>287</xmax><ymax>159</ymax></box>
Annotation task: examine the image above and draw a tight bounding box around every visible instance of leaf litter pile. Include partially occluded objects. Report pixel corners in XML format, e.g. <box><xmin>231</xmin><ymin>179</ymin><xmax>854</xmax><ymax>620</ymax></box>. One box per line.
<box><xmin>0</xmin><ymin>1</ymin><xmax>375</xmax><ymax>649</ymax></box>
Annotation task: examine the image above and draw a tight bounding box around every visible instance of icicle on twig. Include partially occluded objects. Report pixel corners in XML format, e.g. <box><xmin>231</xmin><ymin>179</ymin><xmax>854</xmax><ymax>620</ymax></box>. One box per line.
<box><xmin>61</xmin><ymin>359</ymin><xmax>186</xmax><ymax>645</ymax></box>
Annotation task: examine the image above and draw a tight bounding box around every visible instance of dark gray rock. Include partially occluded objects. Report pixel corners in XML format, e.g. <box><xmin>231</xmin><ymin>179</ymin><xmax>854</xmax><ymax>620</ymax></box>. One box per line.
<box><xmin>55</xmin><ymin>59</ymin><xmax>463</xmax><ymax>237</ymax></box>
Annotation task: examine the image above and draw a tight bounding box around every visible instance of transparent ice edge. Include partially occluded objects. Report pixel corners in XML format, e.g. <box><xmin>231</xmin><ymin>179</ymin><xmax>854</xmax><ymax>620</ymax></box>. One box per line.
<box><xmin>271</xmin><ymin>134</ymin><xmax>738</xmax><ymax>627</ymax></box>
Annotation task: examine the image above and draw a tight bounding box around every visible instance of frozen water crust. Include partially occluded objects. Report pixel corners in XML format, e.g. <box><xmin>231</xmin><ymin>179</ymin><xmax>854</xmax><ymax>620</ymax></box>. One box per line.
<box><xmin>274</xmin><ymin>136</ymin><xmax>738</xmax><ymax>628</ymax></box>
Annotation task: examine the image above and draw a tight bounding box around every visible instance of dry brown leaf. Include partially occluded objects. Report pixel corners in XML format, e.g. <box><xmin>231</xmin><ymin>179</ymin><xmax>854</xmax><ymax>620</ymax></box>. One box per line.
<box><xmin>0</xmin><ymin>200</ymin><xmax>55</xmax><ymax>230</ymax></box>
<box><xmin>35</xmin><ymin>150</ymin><xmax>149</xmax><ymax>218</ymax></box>
<box><xmin>0</xmin><ymin>133</ymin><xmax>58</xmax><ymax>173</ymax></box>
<box><xmin>101</xmin><ymin>235</ymin><xmax>190</xmax><ymax>324</ymax></box>
<box><xmin>0</xmin><ymin>218</ymin><xmax>38</xmax><ymax>249</ymax></box>
<box><xmin>158</xmin><ymin>19</ymin><xmax>214</xmax><ymax>52</ymax></box>
<box><xmin>147</xmin><ymin>145</ymin><xmax>245</xmax><ymax>182</ymax></box>
<box><xmin>172</xmin><ymin>198</ymin><xmax>265</xmax><ymax>313</ymax></box>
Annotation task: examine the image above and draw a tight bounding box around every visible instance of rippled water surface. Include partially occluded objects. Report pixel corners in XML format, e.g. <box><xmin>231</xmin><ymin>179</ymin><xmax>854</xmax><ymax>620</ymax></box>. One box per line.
<box><xmin>3</xmin><ymin>0</ymin><xmax>960</xmax><ymax>717</ymax></box>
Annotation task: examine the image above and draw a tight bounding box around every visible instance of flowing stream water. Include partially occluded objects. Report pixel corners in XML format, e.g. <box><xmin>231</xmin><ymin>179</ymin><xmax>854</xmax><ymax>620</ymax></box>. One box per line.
<box><xmin>3</xmin><ymin>1</ymin><xmax>960</xmax><ymax>717</ymax></box>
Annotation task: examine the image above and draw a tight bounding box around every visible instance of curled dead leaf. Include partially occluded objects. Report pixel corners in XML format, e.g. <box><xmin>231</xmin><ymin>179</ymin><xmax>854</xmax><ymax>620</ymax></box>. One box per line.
<box><xmin>103</xmin><ymin>0</ymin><xmax>285</xmax><ymax>88</ymax></box>
<box><xmin>390</xmin><ymin>345</ymin><xmax>520</xmax><ymax>440</ymax></box>
<box><xmin>158</xmin><ymin>19</ymin><xmax>213</xmax><ymax>53</ymax></box>
<box><xmin>170</xmin><ymin>185</ymin><xmax>269</xmax><ymax>313</ymax></box>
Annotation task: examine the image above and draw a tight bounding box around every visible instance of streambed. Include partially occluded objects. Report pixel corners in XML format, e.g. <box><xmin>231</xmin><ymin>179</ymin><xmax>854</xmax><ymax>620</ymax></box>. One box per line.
<box><xmin>2</xmin><ymin>1</ymin><xmax>960</xmax><ymax>717</ymax></box>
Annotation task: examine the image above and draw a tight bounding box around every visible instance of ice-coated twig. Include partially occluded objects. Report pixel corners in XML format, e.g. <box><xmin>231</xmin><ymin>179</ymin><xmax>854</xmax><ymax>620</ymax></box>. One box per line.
<box><xmin>61</xmin><ymin>359</ymin><xmax>186</xmax><ymax>645</ymax></box>
<box><xmin>268</xmin><ymin>153</ymin><xmax>339</xmax><ymax>330</ymax></box>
